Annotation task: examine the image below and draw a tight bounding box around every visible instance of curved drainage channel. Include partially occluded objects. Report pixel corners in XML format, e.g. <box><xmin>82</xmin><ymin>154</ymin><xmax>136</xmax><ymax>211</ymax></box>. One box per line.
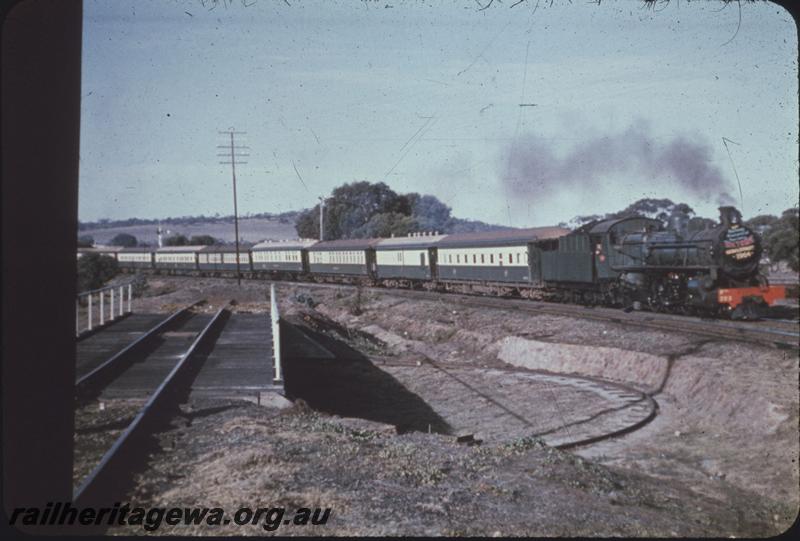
<box><xmin>363</xmin><ymin>362</ymin><xmax>657</xmax><ymax>448</ymax></box>
<box><xmin>281</xmin><ymin>315</ymin><xmax>657</xmax><ymax>449</ymax></box>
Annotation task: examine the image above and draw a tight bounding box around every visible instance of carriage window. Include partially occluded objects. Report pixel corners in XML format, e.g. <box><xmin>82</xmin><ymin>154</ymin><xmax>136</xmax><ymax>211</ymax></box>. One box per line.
<box><xmin>448</xmin><ymin>254</ymin><xmax>452</xmax><ymax>263</ymax></box>
<box><xmin>481</xmin><ymin>254</ymin><xmax>485</xmax><ymax>264</ymax></box>
<box><xmin>473</xmin><ymin>254</ymin><xmax>476</xmax><ymax>263</ymax></box>
<box><xmin>456</xmin><ymin>254</ymin><xmax>460</xmax><ymax>263</ymax></box>
<box><xmin>490</xmin><ymin>254</ymin><xmax>494</xmax><ymax>263</ymax></box>
<box><xmin>509</xmin><ymin>253</ymin><xmax>512</xmax><ymax>262</ymax></box>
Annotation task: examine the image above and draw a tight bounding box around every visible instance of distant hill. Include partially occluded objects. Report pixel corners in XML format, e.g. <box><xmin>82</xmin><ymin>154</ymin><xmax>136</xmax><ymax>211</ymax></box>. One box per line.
<box><xmin>79</xmin><ymin>198</ymin><xmax>512</xmax><ymax>246</ymax></box>
<box><xmin>80</xmin><ymin>213</ymin><xmax>301</xmax><ymax>246</ymax></box>
<box><xmin>79</xmin><ymin>210</ymin><xmax>300</xmax><ymax>232</ymax></box>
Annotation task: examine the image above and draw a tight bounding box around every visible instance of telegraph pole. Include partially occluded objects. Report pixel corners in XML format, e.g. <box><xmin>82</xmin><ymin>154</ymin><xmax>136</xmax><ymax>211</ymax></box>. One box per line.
<box><xmin>218</xmin><ymin>128</ymin><xmax>249</xmax><ymax>286</ymax></box>
<box><xmin>318</xmin><ymin>196</ymin><xmax>326</xmax><ymax>241</ymax></box>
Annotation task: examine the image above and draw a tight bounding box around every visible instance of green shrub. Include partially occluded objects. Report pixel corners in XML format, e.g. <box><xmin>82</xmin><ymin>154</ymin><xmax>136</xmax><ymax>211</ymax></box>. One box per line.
<box><xmin>77</xmin><ymin>253</ymin><xmax>118</xmax><ymax>292</ymax></box>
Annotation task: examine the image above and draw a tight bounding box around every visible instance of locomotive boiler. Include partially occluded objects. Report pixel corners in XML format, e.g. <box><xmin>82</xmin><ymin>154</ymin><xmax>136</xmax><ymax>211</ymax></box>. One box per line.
<box><xmin>609</xmin><ymin>207</ymin><xmax>782</xmax><ymax>317</ymax></box>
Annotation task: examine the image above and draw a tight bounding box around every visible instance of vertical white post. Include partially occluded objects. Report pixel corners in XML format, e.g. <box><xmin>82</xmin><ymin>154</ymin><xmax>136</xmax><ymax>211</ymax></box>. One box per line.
<box><xmin>270</xmin><ymin>283</ymin><xmax>282</xmax><ymax>383</ymax></box>
<box><xmin>88</xmin><ymin>294</ymin><xmax>93</xmax><ymax>331</ymax></box>
<box><xmin>99</xmin><ymin>290</ymin><xmax>104</xmax><ymax>325</ymax></box>
<box><xmin>119</xmin><ymin>286</ymin><xmax>124</xmax><ymax>316</ymax></box>
<box><xmin>127</xmin><ymin>284</ymin><xmax>132</xmax><ymax>313</ymax></box>
<box><xmin>110</xmin><ymin>288</ymin><xmax>115</xmax><ymax>321</ymax></box>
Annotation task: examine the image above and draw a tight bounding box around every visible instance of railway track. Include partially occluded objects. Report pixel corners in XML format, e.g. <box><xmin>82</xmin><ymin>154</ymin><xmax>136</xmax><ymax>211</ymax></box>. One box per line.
<box><xmin>257</xmin><ymin>278</ymin><xmax>797</xmax><ymax>350</ymax></box>
<box><xmin>73</xmin><ymin>302</ymin><xmax>229</xmax><ymax>508</ymax></box>
<box><xmin>398</xmin><ymin>290</ymin><xmax>799</xmax><ymax>350</ymax></box>
<box><xmin>128</xmin><ymin>269</ymin><xmax>798</xmax><ymax>349</ymax></box>
<box><xmin>76</xmin><ymin>303</ymin><xmax>203</xmax><ymax>401</ymax></box>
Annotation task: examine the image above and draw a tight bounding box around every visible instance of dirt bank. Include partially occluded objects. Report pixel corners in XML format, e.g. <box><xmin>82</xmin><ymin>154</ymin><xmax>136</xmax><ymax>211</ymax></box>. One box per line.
<box><xmin>95</xmin><ymin>275</ymin><xmax>798</xmax><ymax>535</ymax></box>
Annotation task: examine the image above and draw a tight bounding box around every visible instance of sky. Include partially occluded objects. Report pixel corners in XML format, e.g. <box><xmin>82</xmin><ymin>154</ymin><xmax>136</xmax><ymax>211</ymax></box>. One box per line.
<box><xmin>79</xmin><ymin>0</ymin><xmax>798</xmax><ymax>227</ymax></box>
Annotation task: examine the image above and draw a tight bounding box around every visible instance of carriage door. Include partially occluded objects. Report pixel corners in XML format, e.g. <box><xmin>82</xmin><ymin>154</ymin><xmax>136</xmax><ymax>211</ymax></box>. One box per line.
<box><xmin>528</xmin><ymin>244</ymin><xmax>541</xmax><ymax>285</ymax></box>
<box><xmin>367</xmin><ymin>249</ymin><xmax>377</xmax><ymax>278</ymax></box>
<box><xmin>428</xmin><ymin>248</ymin><xmax>437</xmax><ymax>280</ymax></box>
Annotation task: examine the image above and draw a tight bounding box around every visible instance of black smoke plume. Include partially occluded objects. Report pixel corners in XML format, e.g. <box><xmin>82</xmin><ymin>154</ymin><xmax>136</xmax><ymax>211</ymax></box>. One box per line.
<box><xmin>502</xmin><ymin>123</ymin><xmax>735</xmax><ymax>205</ymax></box>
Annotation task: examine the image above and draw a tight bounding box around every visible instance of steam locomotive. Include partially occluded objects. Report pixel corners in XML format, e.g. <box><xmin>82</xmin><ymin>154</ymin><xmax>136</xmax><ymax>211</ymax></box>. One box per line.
<box><xmin>81</xmin><ymin>206</ymin><xmax>786</xmax><ymax>319</ymax></box>
<box><xmin>566</xmin><ymin>206</ymin><xmax>784</xmax><ymax>318</ymax></box>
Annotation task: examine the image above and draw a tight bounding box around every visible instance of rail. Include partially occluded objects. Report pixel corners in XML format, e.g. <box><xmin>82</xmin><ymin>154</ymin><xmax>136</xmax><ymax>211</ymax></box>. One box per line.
<box><xmin>403</xmin><ymin>289</ymin><xmax>800</xmax><ymax>350</ymax></box>
<box><xmin>76</xmin><ymin>281</ymin><xmax>134</xmax><ymax>337</ymax></box>
<box><xmin>73</xmin><ymin>305</ymin><xmax>229</xmax><ymax>507</ymax></box>
<box><xmin>75</xmin><ymin>303</ymin><xmax>201</xmax><ymax>399</ymax></box>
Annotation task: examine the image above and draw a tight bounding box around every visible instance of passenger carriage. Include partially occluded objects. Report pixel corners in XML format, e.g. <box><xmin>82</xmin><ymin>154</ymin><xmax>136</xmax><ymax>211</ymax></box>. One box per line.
<box><xmin>154</xmin><ymin>245</ymin><xmax>204</xmax><ymax>270</ymax></box>
<box><xmin>307</xmin><ymin>238</ymin><xmax>380</xmax><ymax>279</ymax></box>
<box><xmin>374</xmin><ymin>233</ymin><xmax>445</xmax><ymax>284</ymax></box>
<box><xmin>437</xmin><ymin>228</ymin><xmax>569</xmax><ymax>285</ymax></box>
<box><xmin>80</xmin><ymin>245</ymin><xmax>124</xmax><ymax>261</ymax></box>
<box><xmin>197</xmin><ymin>244</ymin><xmax>253</xmax><ymax>272</ymax></box>
<box><xmin>116</xmin><ymin>247</ymin><xmax>155</xmax><ymax>269</ymax></box>
<box><xmin>251</xmin><ymin>239</ymin><xmax>317</xmax><ymax>274</ymax></box>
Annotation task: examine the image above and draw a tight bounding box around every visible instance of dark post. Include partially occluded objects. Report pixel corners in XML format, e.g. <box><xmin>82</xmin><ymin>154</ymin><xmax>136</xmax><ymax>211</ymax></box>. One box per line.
<box><xmin>230</xmin><ymin>132</ymin><xmax>241</xmax><ymax>285</ymax></box>
<box><xmin>217</xmin><ymin>130</ymin><xmax>249</xmax><ymax>286</ymax></box>
<box><xmin>2</xmin><ymin>0</ymin><xmax>81</xmax><ymax>529</ymax></box>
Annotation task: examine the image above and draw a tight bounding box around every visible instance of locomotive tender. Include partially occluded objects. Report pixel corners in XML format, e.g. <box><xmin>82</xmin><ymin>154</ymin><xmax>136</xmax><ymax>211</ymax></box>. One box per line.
<box><xmin>80</xmin><ymin>206</ymin><xmax>786</xmax><ymax>318</ymax></box>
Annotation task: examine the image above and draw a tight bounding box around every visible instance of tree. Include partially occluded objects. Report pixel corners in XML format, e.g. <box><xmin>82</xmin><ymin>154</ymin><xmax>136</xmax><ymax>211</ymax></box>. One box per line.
<box><xmin>411</xmin><ymin>194</ymin><xmax>452</xmax><ymax>233</ymax></box>
<box><xmin>189</xmin><ymin>235</ymin><xmax>216</xmax><ymax>245</ymax></box>
<box><xmin>324</xmin><ymin>181</ymin><xmax>411</xmax><ymax>239</ymax></box>
<box><xmin>295</xmin><ymin>208</ymin><xmax>320</xmax><ymax>240</ymax></box>
<box><xmin>77</xmin><ymin>253</ymin><xmax>118</xmax><ymax>292</ymax></box>
<box><xmin>764</xmin><ymin>208</ymin><xmax>799</xmax><ymax>271</ymax></box>
<box><xmin>109</xmin><ymin>233</ymin><xmax>138</xmax><ymax>247</ymax></box>
<box><xmin>296</xmin><ymin>181</ymin><xmax>508</xmax><ymax>239</ymax></box>
<box><xmin>686</xmin><ymin>216</ymin><xmax>716</xmax><ymax>233</ymax></box>
<box><xmin>77</xmin><ymin>235</ymin><xmax>94</xmax><ymax>248</ymax></box>
<box><xmin>163</xmin><ymin>234</ymin><xmax>189</xmax><ymax>246</ymax></box>
<box><xmin>351</xmin><ymin>212</ymin><xmax>418</xmax><ymax>238</ymax></box>
<box><xmin>610</xmin><ymin>198</ymin><xmax>695</xmax><ymax>224</ymax></box>
<box><xmin>568</xmin><ymin>198</ymin><xmax>699</xmax><ymax>230</ymax></box>
<box><xmin>295</xmin><ymin>181</ymin><xmax>411</xmax><ymax>240</ymax></box>
<box><xmin>745</xmin><ymin>214</ymin><xmax>779</xmax><ymax>235</ymax></box>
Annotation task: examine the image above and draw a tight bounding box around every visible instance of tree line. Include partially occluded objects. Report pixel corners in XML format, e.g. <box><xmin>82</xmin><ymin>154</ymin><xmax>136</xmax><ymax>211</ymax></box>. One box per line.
<box><xmin>78</xmin><ymin>210</ymin><xmax>299</xmax><ymax>231</ymax></box>
<box><xmin>79</xmin><ymin>233</ymin><xmax>219</xmax><ymax>248</ymax></box>
<box><xmin>745</xmin><ymin>208</ymin><xmax>799</xmax><ymax>271</ymax></box>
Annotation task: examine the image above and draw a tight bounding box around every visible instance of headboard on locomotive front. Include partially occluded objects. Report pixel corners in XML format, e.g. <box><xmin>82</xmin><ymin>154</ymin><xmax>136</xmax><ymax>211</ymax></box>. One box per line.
<box><xmin>688</xmin><ymin>206</ymin><xmax>762</xmax><ymax>282</ymax></box>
